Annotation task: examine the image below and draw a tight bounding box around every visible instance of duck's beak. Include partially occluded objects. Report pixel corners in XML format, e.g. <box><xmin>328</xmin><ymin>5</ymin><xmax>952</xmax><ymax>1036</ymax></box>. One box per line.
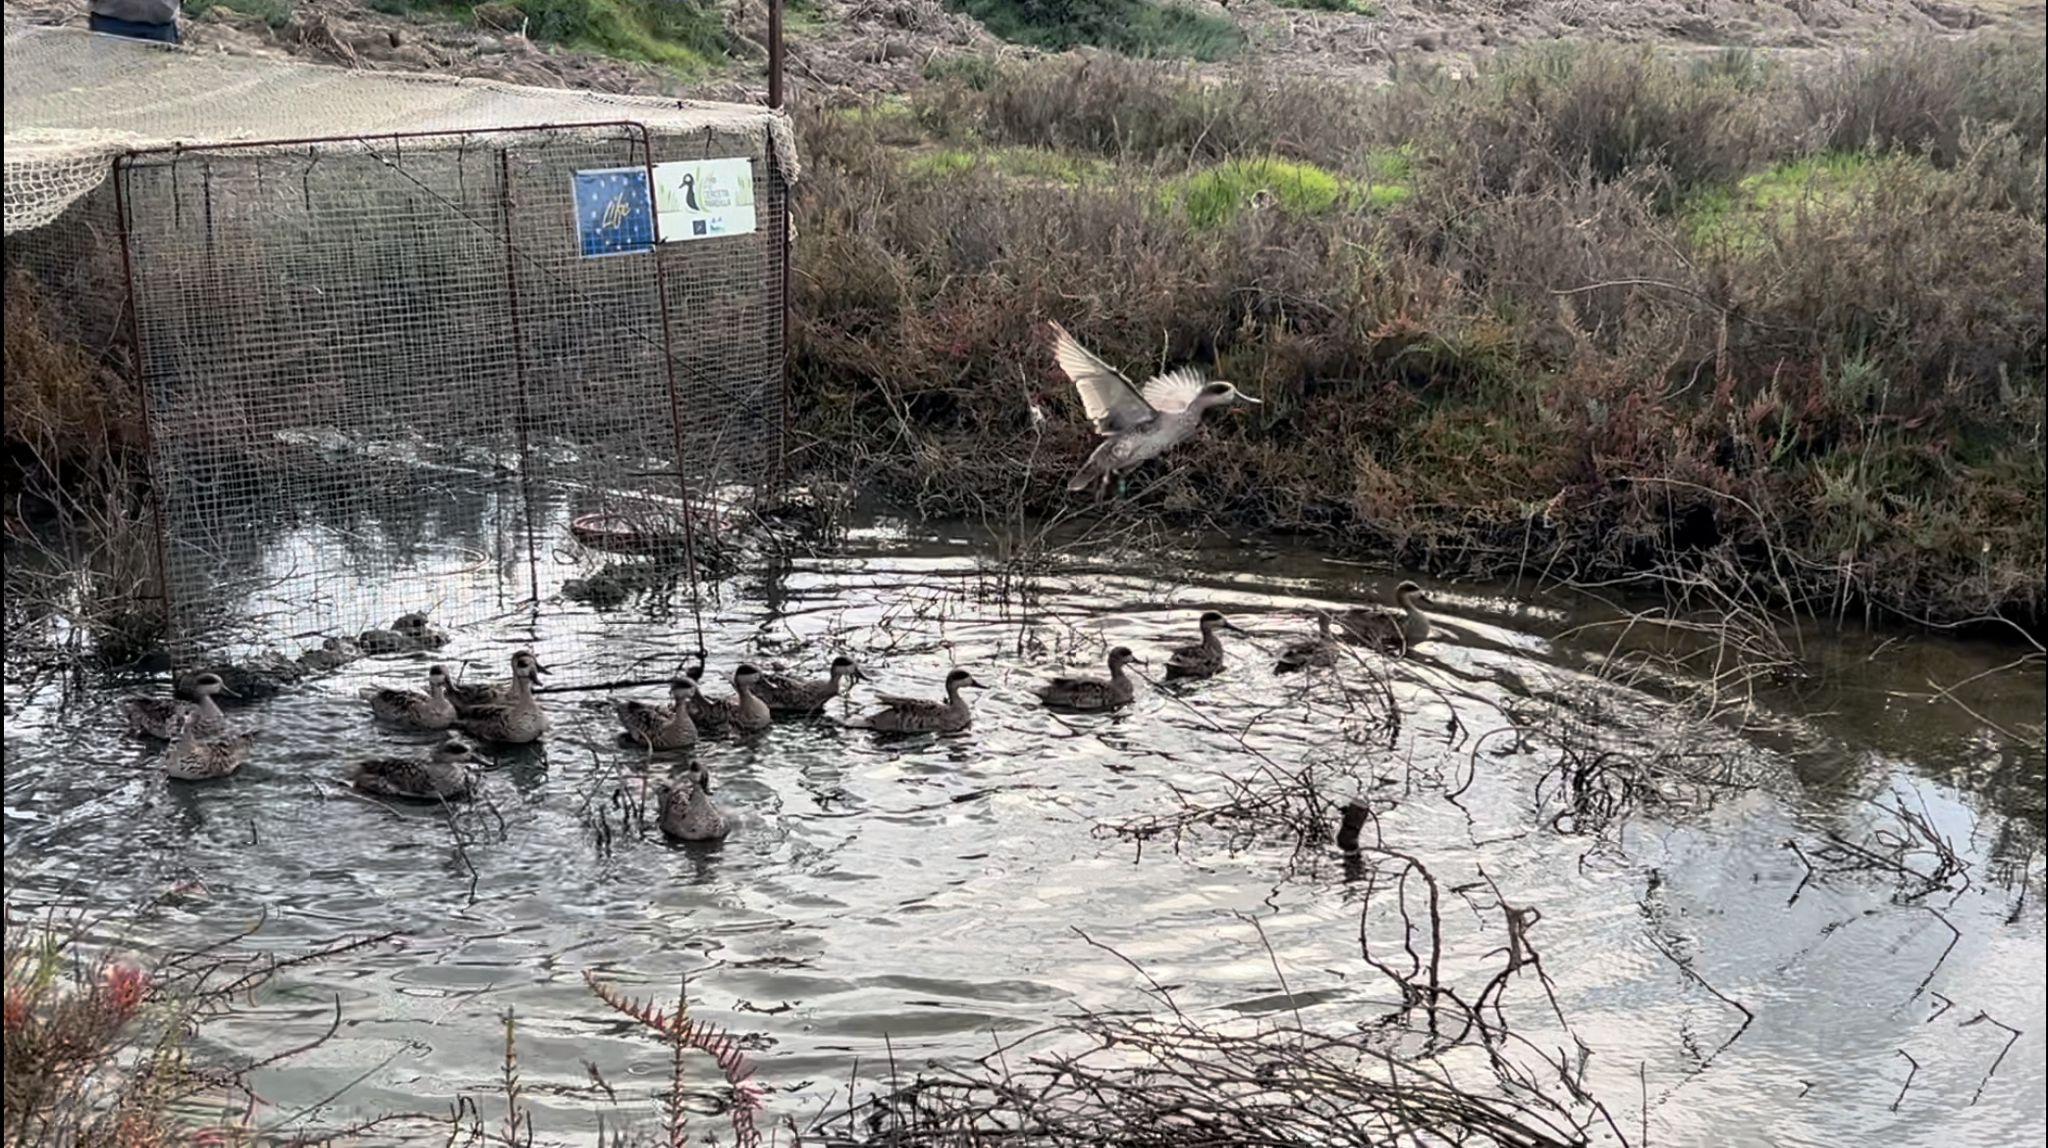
<box><xmin>531</xmin><ymin>663</ymin><xmax>550</xmax><ymax>677</ymax></box>
<box><xmin>1235</xmin><ymin>394</ymin><xmax>1262</xmax><ymax>408</ymax></box>
<box><xmin>1223</xmin><ymin>620</ymin><xmax>1250</xmax><ymax>634</ymax></box>
<box><xmin>219</xmin><ymin>685</ymin><xmax>241</xmax><ymax>698</ymax></box>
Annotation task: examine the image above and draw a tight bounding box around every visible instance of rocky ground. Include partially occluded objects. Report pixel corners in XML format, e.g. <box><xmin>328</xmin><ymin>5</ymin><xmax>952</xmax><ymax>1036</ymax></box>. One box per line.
<box><xmin>5</xmin><ymin>0</ymin><xmax>2042</xmax><ymax>101</ymax></box>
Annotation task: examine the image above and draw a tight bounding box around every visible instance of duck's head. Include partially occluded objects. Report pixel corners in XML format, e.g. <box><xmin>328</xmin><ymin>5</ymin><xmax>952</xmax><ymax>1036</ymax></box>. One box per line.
<box><xmin>669</xmin><ymin>677</ymin><xmax>698</xmax><ymax>700</ymax></box>
<box><xmin>829</xmin><ymin>654</ymin><xmax>861</xmax><ymax>681</ymax></box>
<box><xmin>733</xmin><ymin>664</ymin><xmax>763</xmax><ymax>688</ymax></box>
<box><xmin>435</xmin><ymin>741</ymin><xmax>475</xmax><ymax>763</ymax></box>
<box><xmin>1395</xmin><ymin>581</ymin><xmax>1428</xmax><ymax>607</ymax></box>
<box><xmin>1107</xmin><ymin>646</ymin><xmax>1143</xmax><ymax>668</ymax></box>
<box><xmin>426</xmin><ymin>664</ymin><xmax>451</xmax><ymax>688</ymax></box>
<box><xmin>511</xmin><ymin>650</ymin><xmax>547</xmax><ymax>679</ymax></box>
<box><xmin>690</xmin><ymin>762</ymin><xmax>714</xmax><ymax>795</ymax></box>
<box><xmin>946</xmin><ymin>668</ymin><xmax>987</xmax><ymax>691</ymax></box>
<box><xmin>1194</xmin><ymin>380</ymin><xmax>1260</xmax><ymax>412</ymax></box>
<box><xmin>1199</xmin><ymin>610</ymin><xmax>1246</xmax><ymax>635</ymax></box>
<box><xmin>684</xmin><ymin>663</ymin><xmax>706</xmax><ymax>683</ymax></box>
<box><xmin>393</xmin><ymin>612</ymin><xmax>432</xmax><ymax>633</ymax></box>
<box><xmin>189</xmin><ymin>672</ymin><xmax>238</xmax><ymax>699</ymax></box>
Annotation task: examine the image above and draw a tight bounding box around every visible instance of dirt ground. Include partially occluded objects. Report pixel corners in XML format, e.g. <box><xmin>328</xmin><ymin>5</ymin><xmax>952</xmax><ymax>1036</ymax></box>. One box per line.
<box><xmin>4</xmin><ymin>0</ymin><xmax>2042</xmax><ymax>100</ymax></box>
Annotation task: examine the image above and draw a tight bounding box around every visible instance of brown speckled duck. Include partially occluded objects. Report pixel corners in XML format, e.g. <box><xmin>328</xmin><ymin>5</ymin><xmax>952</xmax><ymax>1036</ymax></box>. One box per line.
<box><xmin>848</xmin><ymin>668</ymin><xmax>985</xmax><ymax>733</ymax></box>
<box><xmin>1337</xmin><ymin>582</ymin><xmax>1434</xmax><ymax>654</ymax></box>
<box><xmin>615</xmin><ymin>678</ymin><xmax>701</xmax><ymax>750</ymax></box>
<box><xmin>1164</xmin><ymin>611</ymin><xmax>1244</xmax><ymax>680</ymax></box>
<box><xmin>1034</xmin><ymin>646</ymin><xmax>1142</xmax><ymax>711</ymax></box>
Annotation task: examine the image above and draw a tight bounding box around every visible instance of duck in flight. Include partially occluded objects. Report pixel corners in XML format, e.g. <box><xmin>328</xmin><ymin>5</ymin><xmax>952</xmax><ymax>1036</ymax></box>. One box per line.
<box><xmin>1048</xmin><ymin>322</ymin><xmax>1260</xmax><ymax>497</ymax></box>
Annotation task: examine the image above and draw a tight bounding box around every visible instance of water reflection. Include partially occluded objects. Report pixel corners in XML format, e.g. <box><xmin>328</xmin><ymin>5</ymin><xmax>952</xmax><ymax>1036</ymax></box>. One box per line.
<box><xmin>3</xmin><ymin>511</ymin><xmax>2043</xmax><ymax>1146</ymax></box>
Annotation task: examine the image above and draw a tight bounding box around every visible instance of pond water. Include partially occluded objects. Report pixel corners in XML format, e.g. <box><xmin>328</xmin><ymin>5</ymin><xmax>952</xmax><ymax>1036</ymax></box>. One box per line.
<box><xmin>3</xmin><ymin>509</ymin><xmax>2043</xmax><ymax>1146</ymax></box>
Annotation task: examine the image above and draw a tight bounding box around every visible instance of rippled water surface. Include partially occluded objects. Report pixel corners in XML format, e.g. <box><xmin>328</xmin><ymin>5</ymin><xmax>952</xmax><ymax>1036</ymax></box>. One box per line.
<box><xmin>5</xmin><ymin>511</ymin><xmax>2044</xmax><ymax>1146</ymax></box>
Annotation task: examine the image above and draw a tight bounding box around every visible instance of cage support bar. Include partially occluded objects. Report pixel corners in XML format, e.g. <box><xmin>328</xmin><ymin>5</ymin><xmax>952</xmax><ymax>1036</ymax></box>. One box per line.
<box><xmin>110</xmin><ymin>151</ymin><xmax>181</xmax><ymax>659</ymax></box>
<box><xmin>497</xmin><ymin>146</ymin><xmax>543</xmax><ymax>604</ymax></box>
<box><xmin>635</xmin><ymin>123</ymin><xmax>710</xmax><ymax>661</ymax></box>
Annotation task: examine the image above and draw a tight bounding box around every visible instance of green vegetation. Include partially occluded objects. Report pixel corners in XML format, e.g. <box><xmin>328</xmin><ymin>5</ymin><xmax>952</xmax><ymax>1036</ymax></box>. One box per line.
<box><xmin>904</xmin><ymin>146</ymin><xmax>1111</xmax><ymax>185</ymax></box>
<box><xmin>183</xmin><ymin>0</ymin><xmax>295</xmax><ymax>28</ymax></box>
<box><xmin>792</xmin><ymin>41</ymin><xmax>2048</xmax><ymax>628</ymax></box>
<box><xmin>1166</xmin><ymin>153</ymin><xmax>1412</xmax><ymax>228</ymax></box>
<box><xmin>362</xmin><ymin>0</ymin><xmax>728</xmax><ymax>71</ymax></box>
<box><xmin>948</xmin><ymin>0</ymin><xmax>1244</xmax><ymax>61</ymax></box>
<box><xmin>1683</xmin><ymin>151</ymin><xmax>1891</xmax><ymax>247</ymax></box>
<box><xmin>923</xmin><ymin>54</ymin><xmax>1004</xmax><ymax>91</ymax></box>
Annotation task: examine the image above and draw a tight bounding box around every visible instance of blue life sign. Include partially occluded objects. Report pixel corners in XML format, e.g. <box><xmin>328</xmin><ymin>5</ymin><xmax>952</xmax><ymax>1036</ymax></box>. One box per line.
<box><xmin>573</xmin><ymin>167</ymin><xmax>655</xmax><ymax>258</ymax></box>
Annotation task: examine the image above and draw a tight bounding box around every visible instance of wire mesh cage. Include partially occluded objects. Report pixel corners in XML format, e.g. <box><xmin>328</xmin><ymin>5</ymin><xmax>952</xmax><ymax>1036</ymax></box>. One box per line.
<box><xmin>103</xmin><ymin>125</ymin><xmax>788</xmax><ymax>662</ymax></box>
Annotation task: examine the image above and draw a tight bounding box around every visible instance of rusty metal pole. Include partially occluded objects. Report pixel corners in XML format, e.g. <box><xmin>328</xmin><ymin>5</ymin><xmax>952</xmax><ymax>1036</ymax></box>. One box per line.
<box><xmin>768</xmin><ymin>0</ymin><xmax>785</xmax><ymax>109</ymax></box>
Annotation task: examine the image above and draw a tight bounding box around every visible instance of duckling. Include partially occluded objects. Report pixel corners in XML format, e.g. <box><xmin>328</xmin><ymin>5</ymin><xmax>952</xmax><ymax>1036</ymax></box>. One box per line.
<box><xmin>392</xmin><ymin>612</ymin><xmax>450</xmax><ymax>650</ymax></box>
<box><xmin>751</xmin><ymin>655</ymin><xmax>860</xmax><ymax>714</ymax></box>
<box><xmin>616</xmin><ymin>678</ymin><xmax>701</xmax><ymax>750</ymax></box>
<box><xmin>447</xmin><ymin>651</ymin><xmax>544</xmax><ymax>715</ymax></box>
<box><xmin>124</xmin><ymin>673</ymin><xmax>234</xmax><ymax>741</ymax></box>
<box><xmin>455</xmin><ymin>655</ymin><xmax>549</xmax><ymax>745</ymax></box>
<box><xmin>361</xmin><ymin>664</ymin><xmax>458</xmax><ymax>730</ymax></box>
<box><xmin>1034</xmin><ymin>646</ymin><xmax>1142</xmax><ymax>711</ymax></box>
<box><xmin>1336</xmin><ymin>581</ymin><xmax>1434</xmax><ymax>654</ymax></box>
<box><xmin>357</xmin><ymin>627</ymin><xmax>411</xmax><ymax>655</ymax></box>
<box><xmin>163</xmin><ymin>729</ymin><xmax>256</xmax><ymax>781</ymax></box>
<box><xmin>847</xmin><ymin>668</ymin><xmax>986</xmax><ymax>733</ymax></box>
<box><xmin>1164</xmin><ymin>611</ymin><xmax>1245</xmax><ymax>680</ymax></box>
<box><xmin>296</xmin><ymin>636</ymin><xmax>363</xmax><ymax>673</ymax></box>
<box><xmin>350</xmin><ymin>741</ymin><xmax>479</xmax><ymax>802</ymax></box>
<box><xmin>1273</xmin><ymin>613</ymin><xmax>1338</xmax><ymax>674</ymax></box>
<box><xmin>658</xmin><ymin>762</ymin><xmax>730</xmax><ymax>842</ymax></box>
<box><xmin>693</xmin><ymin>665</ymin><xmax>773</xmax><ymax>733</ymax></box>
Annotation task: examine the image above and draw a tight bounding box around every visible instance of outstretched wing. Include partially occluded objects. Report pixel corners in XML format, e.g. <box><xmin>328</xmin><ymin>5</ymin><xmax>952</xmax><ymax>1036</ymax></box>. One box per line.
<box><xmin>1140</xmin><ymin>368</ymin><xmax>1209</xmax><ymax>415</ymax></box>
<box><xmin>1049</xmin><ymin>322</ymin><xmax>1156</xmax><ymax>435</ymax></box>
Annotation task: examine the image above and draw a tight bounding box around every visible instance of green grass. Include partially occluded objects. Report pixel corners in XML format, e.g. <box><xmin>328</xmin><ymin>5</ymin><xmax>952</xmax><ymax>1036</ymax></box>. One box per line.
<box><xmin>184</xmin><ymin>0</ymin><xmax>295</xmax><ymax>27</ymax></box>
<box><xmin>903</xmin><ymin>146</ymin><xmax>1110</xmax><ymax>184</ymax></box>
<box><xmin>924</xmin><ymin>54</ymin><xmax>1004</xmax><ymax>91</ymax></box>
<box><xmin>949</xmin><ymin>0</ymin><xmax>1244</xmax><ymax>61</ymax></box>
<box><xmin>1166</xmin><ymin>153</ymin><xmax>1412</xmax><ymax>228</ymax></box>
<box><xmin>363</xmin><ymin>0</ymin><xmax>727</xmax><ymax>71</ymax></box>
<box><xmin>1684</xmin><ymin>152</ymin><xmax>1893</xmax><ymax>248</ymax></box>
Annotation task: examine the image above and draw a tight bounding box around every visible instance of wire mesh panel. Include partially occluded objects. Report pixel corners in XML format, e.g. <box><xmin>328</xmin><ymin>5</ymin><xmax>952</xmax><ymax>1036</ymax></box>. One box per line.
<box><xmin>108</xmin><ymin>124</ymin><xmax>788</xmax><ymax>663</ymax></box>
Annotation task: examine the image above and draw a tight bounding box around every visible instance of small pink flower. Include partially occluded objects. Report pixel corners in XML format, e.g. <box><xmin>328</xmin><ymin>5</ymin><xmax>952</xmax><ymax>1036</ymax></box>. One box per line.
<box><xmin>103</xmin><ymin>963</ymin><xmax>150</xmax><ymax>1016</ymax></box>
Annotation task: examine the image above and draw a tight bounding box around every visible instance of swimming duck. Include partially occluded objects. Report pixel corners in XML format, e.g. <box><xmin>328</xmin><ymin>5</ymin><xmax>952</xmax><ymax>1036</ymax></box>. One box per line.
<box><xmin>848</xmin><ymin>668</ymin><xmax>986</xmax><ymax>733</ymax></box>
<box><xmin>1165</xmin><ymin>611</ymin><xmax>1245</xmax><ymax>680</ymax></box>
<box><xmin>658</xmin><ymin>762</ymin><xmax>730</xmax><ymax>842</ymax></box>
<box><xmin>163</xmin><ymin>729</ymin><xmax>256</xmax><ymax>781</ymax></box>
<box><xmin>616</xmin><ymin>678</ymin><xmax>701</xmax><ymax>750</ymax></box>
<box><xmin>1034</xmin><ymin>646</ymin><xmax>1142</xmax><ymax>711</ymax></box>
<box><xmin>447</xmin><ymin>651</ymin><xmax>544</xmax><ymax>715</ymax></box>
<box><xmin>174</xmin><ymin>653</ymin><xmax>299</xmax><ymax>703</ymax></box>
<box><xmin>125</xmin><ymin>673</ymin><xmax>234</xmax><ymax>740</ymax></box>
<box><xmin>361</xmin><ymin>664</ymin><xmax>458</xmax><ymax>730</ymax></box>
<box><xmin>692</xmin><ymin>665</ymin><xmax>773</xmax><ymax>733</ymax></box>
<box><xmin>1337</xmin><ymin>581</ymin><xmax>1434</xmax><ymax>654</ymax></box>
<box><xmin>350</xmin><ymin>741</ymin><xmax>479</xmax><ymax>802</ymax></box>
<box><xmin>455</xmin><ymin>655</ymin><xmax>549</xmax><ymax>745</ymax></box>
<box><xmin>751</xmin><ymin>655</ymin><xmax>860</xmax><ymax>714</ymax></box>
<box><xmin>1048</xmin><ymin>322</ymin><xmax>1261</xmax><ymax>497</ymax></box>
<box><xmin>1273</xmin><ymin>613</ymin><xmax>1338</xmax><ymax>674</ymax></box>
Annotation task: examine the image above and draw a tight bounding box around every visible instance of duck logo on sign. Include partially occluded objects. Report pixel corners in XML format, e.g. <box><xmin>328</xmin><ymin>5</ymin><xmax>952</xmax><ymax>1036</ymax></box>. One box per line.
<box><xmin>653</xmin><ymin>158</ymin><xmax>756</xmax><ymax>243</ymax></box>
